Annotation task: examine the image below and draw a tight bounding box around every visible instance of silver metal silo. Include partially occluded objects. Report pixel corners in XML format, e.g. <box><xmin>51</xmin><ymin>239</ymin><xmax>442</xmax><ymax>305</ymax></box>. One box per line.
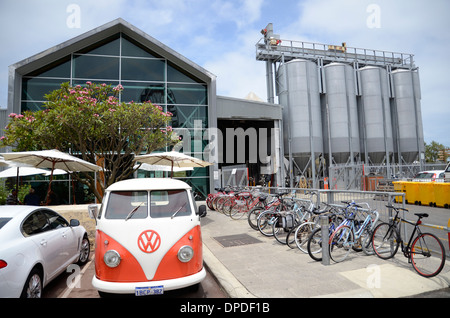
<box><xmin>323</xmin><ymin>63</ymin><xmax>360</xmax><ymax>164</ymax></box>
<box><xmin>277</xmin><ymin>59</ymin><xmax>323</xmax><ymax>174</ymax></box>
<box><xmin>391</xmin><ymin>69</ymin><xmax>424</xmax><ymax>164</ymax></box>
<box><xmin>359</xmin><ymin>66</ymin><xmax>394</xmax><ymax>164</ymax></box>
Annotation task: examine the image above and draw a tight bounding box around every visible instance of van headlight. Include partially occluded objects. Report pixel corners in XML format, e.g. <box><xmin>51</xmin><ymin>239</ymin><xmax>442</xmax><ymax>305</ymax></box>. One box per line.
<box><xmin>104</xmin><ymin>250</ymin><xmax>121</xmax><ymax>268</ymax></box>
<box><xmin>177</xmin><ymin>246</ymin><xmax>194</xmax><ymax>263</ymax></box>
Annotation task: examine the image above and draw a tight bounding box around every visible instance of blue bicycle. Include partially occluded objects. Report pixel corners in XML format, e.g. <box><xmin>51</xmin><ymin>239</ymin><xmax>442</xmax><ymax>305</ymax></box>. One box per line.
<box><xmin>328</xmin><ymin>204</ymin><xmax>379</xmax><ymax>263</ymax></box>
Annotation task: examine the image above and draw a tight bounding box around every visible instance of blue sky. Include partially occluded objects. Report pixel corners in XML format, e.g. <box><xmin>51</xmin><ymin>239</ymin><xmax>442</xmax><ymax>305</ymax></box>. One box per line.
<box><xmin>1</xmin><ymin>0</ymin><xmax>449</xmax><ymax>146</ymax></box>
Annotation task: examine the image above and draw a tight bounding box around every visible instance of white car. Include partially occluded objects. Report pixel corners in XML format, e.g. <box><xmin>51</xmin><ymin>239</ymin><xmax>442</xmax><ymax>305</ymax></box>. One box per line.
<box><xmin>0</xmin><ymin>206</ymin><xmax>90</xmax><ymax>298</ymax></box>
<box><xmin>412</xmin><ymin>170</ymin><xmax>445</xmax><ymax>182</ymax></box>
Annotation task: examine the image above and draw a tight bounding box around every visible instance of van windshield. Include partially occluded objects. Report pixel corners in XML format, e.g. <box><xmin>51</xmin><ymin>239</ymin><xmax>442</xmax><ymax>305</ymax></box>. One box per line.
<box><xmin>105</xmin><ymin>191</ymin><xmax>148</xmax><ymax>220</ymax></box>
<box><xmin>150</xmin><ymin>190</ymin><xmax>191</xmax><ymax>218</ymax></box>
<box><xmin>104</xmin><ymin>189</ymin><xmax>191</xmax><ymax>219</ymax></box>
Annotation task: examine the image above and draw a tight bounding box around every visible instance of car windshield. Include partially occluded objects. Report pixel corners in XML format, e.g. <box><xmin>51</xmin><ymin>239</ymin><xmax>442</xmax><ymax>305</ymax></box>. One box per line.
<box><xmin>0</xmin><ymin>218</ymin><xmax>12</xmax><ymax>230</ymax></box>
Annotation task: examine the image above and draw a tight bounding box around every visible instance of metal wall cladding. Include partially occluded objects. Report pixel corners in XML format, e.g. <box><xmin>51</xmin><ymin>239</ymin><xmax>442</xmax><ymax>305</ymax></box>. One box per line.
<box><xmin>359</xmin><ymin>66</ymin><xmax>394</xmax><ymax>163</ymax></box>
<box><xmin>323</xmin><ymin>63</ymin><xmax>360</xmax><ymax>164</ymax></box>
<box><xmin>391</xmin><ymin>69</ymin><xmax>424</xmax><ymax>163</ymax></box>
<box><xmin>277</xmin><ymin>59</ymin><xmax>323</xmax><ymax>170</ymax></box>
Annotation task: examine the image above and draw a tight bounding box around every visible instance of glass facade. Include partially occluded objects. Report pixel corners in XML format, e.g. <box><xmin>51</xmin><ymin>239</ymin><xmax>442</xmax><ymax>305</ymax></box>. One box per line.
<box><xmin>20</xmin><ymin>32</ymin><xmax>210</xmax><ymax>202</ymax></box>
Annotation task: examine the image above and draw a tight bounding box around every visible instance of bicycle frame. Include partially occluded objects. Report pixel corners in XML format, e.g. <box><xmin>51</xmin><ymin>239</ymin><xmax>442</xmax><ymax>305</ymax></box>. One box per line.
<box><xmin>389</xmin><ymin>214</ymin><xmax>424</xmax><ymax>259</ymax></box>
<box><xmin>331</xmin><ymin>208</ymin><xmax>378</xmax><ymax>250</ymax></box>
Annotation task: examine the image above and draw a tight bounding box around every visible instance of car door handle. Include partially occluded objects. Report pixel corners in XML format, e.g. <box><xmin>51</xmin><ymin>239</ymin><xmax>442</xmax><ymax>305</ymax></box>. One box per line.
<box><xmin>40</xmin><ymin>240</ymin><xmax>47</xmax><ymax>246</ymax></box>
<box><xmin>62</xmin><ymin>233</ymin><xmax>67</xmax><ymax>238</ymax></box>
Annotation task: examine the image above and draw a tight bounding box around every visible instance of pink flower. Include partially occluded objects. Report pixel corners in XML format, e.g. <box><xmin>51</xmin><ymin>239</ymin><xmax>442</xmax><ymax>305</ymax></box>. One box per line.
<box><xmin>113</xmin><ymin>84</ymin><xmax>123</xmax><ymax>91</ymax></box>
<box><xmin>86</xmin><ymin>81</ymin><xmax>92</xmax><ymax>85</ymax></box>
<box><xmin>93</xmin><ymin>114</ymin><xmax>100</xmax><ymax>117</ymax></box>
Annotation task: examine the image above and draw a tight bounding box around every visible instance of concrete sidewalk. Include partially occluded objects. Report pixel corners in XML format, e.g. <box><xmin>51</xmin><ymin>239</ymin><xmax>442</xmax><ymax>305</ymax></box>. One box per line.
<box><xmin>201</xmin><ymin>208</ymin><xmax>450</xmax><ymax>298</ymax></box>
<box><xmin>53</xmin><ymin>203</ymin><xmax>450</xmax><ymax>298</ymax></box>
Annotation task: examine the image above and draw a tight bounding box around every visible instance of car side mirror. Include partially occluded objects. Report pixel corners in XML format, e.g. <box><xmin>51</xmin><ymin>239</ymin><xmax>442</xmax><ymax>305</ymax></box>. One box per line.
<box><xmin>198</xmin><ymin>205</ymin><xmax>207</xmax><ymax>218</ymax></box>
<box><xmin>88</xmin><ymin>204</ymin><xmax>98</xmax><ymax>219</ymax></box>
<box><xmin>70</xmin><ymin>219</ymin><xmax>80</xmax><ymax>227</ymax></box>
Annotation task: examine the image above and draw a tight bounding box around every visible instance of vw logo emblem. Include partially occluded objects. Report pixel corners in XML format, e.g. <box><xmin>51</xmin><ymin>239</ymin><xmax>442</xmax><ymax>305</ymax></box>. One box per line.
<box><xmin>137</xmin><ymin>230</ymin><xmax>161</xmax><ymax>253</ymax></box>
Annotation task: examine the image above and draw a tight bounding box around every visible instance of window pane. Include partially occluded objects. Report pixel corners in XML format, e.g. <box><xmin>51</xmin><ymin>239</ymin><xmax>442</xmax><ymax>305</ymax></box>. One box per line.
<box><xmin>42</xmin><ymin>210</ymin><xmax>68</xmax><ymax>229</ymax></box>
<box><xmin>21</xmin><ymin>211</ymin><xmax>49</xmax><ymax>236</ymax></box>
<box><xmin>121</xmin><ymin>57</ymin><xmax>165</xmax><ymax>81</ymax></box>
<box><xmin>150</xmin><ymin>190</ymin><xmax>191</xmax><ymax>218</ymax></box>
<box><xmin>0</xmin><ymin>218</ymin><xmax>12</xmax><ymax>230</ymax></box>
<box><xmin>72</xmin><ymin>80</ymin><xmax>119</xmax><ymax>87</ymax></box>
<box><xmin>22</xmin><ymin>78</ymin><xmax>67</xmax><ymax>101</ymax></box>
<box><xmin>121</xmin><ymin>82</ymin><xmax>165</xmax><ymax>104</ymax></box>
<box><xmin>168</xmin><ymin>106</ymin><xmax>208</xmax><ymax>128</ymax></box>
<box><xmin>167</xmin><ymin>61</ymin><xmax>203</xmax><ymax>84</ymax></box>
<box><xmin>73</xmin><ymin>55</ymin><xmax>119</xmax><ymax>80</ymax></box>
<box><xmin>167</xmin><ymin>84</ymin><xmax>207</xmax><ymax>105</ymax></box>
<box><xmin>105</xmin><ymin>191</ymin><xmax>148</xmax><ymax>220</ymax></box>
<box><xmin>178</xmin><ymin>178</ymin><xmax>209</xmax><ymax>199</ymax></box>
<box><xmin>122</xmin><ymin>35</ymin><xmax>160</xmax><ymax>58</ymax></box>
<box><xmin>26</xmin><ymin>56</ymin><xmax>71</xmax><ymax>78</ymax></box>
<box><xmin>22</xmin><ymin>101</ymin><xmax>45</xmax><ymax>112</ymax></box>
<box><xmin>76</xmin><ymin>34</ymin><xmax>120</xmax><ymax>56</ymax></box>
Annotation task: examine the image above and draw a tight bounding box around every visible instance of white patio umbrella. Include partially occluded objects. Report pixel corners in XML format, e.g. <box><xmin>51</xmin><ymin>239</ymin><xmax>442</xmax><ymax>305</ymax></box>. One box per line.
<box><xmin>1</xmin><ymin>149</ymin><xmax>101</xmax><ymax>204</ymax></box>
<box><xmin>134</xmin><ymin>151</ymin><xmax>212</xmax><ymax>178</ymax></box>
<box><xmin>134</xmin><ymin>163</ymin><xmax>194</xmax><ymax>172</ymax></box>
<box><xmin>0</xmin><ymin>166</ymin><xmax>49</xmax><ymax>178</ymax></box>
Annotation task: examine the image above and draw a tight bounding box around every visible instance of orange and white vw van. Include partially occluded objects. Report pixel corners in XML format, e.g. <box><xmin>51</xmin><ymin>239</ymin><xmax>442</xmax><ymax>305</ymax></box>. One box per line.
<box><xmin>88</xmin><ymin>178</ymin><xmax>207</xmax><ymax>296</ymax></box>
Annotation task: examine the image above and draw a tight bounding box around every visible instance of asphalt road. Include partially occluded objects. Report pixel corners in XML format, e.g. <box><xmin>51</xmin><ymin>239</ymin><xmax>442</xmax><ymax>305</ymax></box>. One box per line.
<box><xmin>43</xmin><ymin>254</ymin><xmax>228</xmax><ymax>298</ymax></box>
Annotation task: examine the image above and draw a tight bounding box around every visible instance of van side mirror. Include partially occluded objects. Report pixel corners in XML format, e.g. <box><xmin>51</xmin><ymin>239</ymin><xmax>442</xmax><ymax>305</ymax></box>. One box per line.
<box><xmin>198</xmin><ymin>205</ymin><xmax>207</xmax><ymax>218</ymax></box>
<box><xmin>88</xmin><ymin>204</ymin><xmax>98</xmax><ymax>219</ymax></box>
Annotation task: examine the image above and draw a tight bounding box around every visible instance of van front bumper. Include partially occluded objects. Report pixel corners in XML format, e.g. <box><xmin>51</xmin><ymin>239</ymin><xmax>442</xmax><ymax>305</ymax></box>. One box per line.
<box><xmin>92</xmin><ymin>267</ymin><xmax>206</xmax><ymax>295</ymax></box>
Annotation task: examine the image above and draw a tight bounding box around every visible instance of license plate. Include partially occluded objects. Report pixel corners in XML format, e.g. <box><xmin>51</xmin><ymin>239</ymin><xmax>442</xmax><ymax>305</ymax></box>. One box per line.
<box><xmin>135</xmin><ymin>285</ymin><xmax>164</xmax><ymax>296</ymax></box>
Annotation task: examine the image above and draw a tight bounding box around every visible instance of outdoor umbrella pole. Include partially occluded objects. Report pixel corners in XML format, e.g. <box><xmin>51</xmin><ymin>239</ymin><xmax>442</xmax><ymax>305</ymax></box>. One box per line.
<box><xmin>45</xmin><ymin>161</ymin><xmax>56</xmax><ymax>205</ymax></box>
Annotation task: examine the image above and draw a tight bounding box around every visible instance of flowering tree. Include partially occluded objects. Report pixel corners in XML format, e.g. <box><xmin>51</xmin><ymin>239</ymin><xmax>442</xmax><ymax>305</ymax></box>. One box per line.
<box><xmin>1</xmin><ymin>82</ymin><xmax>179</xmax><ymax>201</ymax></box>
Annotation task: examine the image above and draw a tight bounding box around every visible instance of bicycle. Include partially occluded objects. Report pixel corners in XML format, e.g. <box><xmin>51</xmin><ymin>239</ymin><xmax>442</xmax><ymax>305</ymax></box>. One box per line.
<box><xmin>272</xmin><ymin>198</ymin><xmax>310</xmax><ymax>245</ymax></box>
<box><xmin>371</xmin><ymin>205</ymin><xmax>446</xmax><ymax>278</ymax></box>
<box><xmin>256</xmin><ymin>192</ymin><xmax>291</xmax><ymax>237</ymax></box>
<box><xmin>227</xmin><ymin>190</ymin><xmax>264</xmax><ymax>220</ymax></box>
<box><xmin>306</xmin><ymin>208</ymin><xmax>346</xmax><ymax>261</ymax></box>
<box><xmin>328</xmin><ymin>203</ymin><xmax>379</xmax><ymax>263</ymax></box>
<box><xmin>247</xmin><ymin>192</ymin><xmax>284</xmax><ymax>230</ymax></box>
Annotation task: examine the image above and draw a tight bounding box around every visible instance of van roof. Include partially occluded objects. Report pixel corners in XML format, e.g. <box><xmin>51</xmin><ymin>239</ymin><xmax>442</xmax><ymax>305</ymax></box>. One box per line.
<box><xmin>106</xmin><ymin>178</ymin><xmax>191</xmax><ymax>192</ymax></box>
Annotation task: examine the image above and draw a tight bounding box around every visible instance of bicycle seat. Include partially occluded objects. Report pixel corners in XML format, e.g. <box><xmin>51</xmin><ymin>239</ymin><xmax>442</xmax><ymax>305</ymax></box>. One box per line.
<box><xmin>415</xmin><ymin>213</ymin><xmax>428</xmax><ymax>219</ymax></box>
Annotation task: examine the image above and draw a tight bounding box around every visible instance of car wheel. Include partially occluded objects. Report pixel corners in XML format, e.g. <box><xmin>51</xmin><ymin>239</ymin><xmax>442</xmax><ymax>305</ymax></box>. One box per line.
<box><xmin>21</xmin><ymin>268</ymin><xmax>43</xmax><ymax>298</ymax></box>
<box><xmin>77</xmin><ymin>235</ymin><xmax>90</xmax><ymax>265</ymax></box>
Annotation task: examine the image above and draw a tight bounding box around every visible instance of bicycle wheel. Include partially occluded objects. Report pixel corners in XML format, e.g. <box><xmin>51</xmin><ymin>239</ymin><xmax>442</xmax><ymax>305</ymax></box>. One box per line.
<box><xmin>307</xmin><ymin>227</ymin><xmax>323</xmax><ymax>261</ymax></box>
<box><xmin>286</xmin><ymin>223</ymin><xmax>301</xmax><ymax>249</ymax></box>
<box><xmin>360</xmin><ymin>227</ymin><xmax>375</xmax><ymax>255</ymax></box>
<box><xmin>329</xmin><ymin>225</ymin><xmax>354</xmax><ymax>263</ymax></box>
<box><xmin>229</xmin><ymin>200</ymin><xmax>248</xmax><ymax>220</ymax></box>
<box><xmin>248</xmin><ymin>207</ymin><xmax>264</xmax><ymax>230</ymax></box>
<box><xmin>294</xmin><ymin>222</ymin><xmax>316</xmax><ymax>253</ymax></box>
<box><xmin>410</xmin><ymin>233</ymin><xmax>446</xmax><ymax>278</ymax></box>
<box><xmin>273</xmin><ymin>218</ymin><xmax>290</xmax><ymax>245</ymax></box>
<box><xmin>371</xmin><ymin>222</ymin><xmax>400</xmax><ymax>260</ymax></box>
<box><xmin>257</xmin><ymin>211</ymin><xmax>276</xmax><ymax>236</ymax></box>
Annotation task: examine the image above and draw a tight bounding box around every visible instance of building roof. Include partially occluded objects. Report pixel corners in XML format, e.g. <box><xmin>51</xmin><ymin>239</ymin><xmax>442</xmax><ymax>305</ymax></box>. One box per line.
<box><xmin>9</xmin><ymin>18</ymin><xmax>216</xmax><ymax>83</ymax></box>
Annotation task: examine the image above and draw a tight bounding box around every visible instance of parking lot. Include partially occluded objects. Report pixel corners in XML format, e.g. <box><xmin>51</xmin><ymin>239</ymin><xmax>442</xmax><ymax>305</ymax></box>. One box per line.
<box><xmin>43</xmin><ymin>253</ymin><xmax>227</xmax><ymax>298</ymax></box>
